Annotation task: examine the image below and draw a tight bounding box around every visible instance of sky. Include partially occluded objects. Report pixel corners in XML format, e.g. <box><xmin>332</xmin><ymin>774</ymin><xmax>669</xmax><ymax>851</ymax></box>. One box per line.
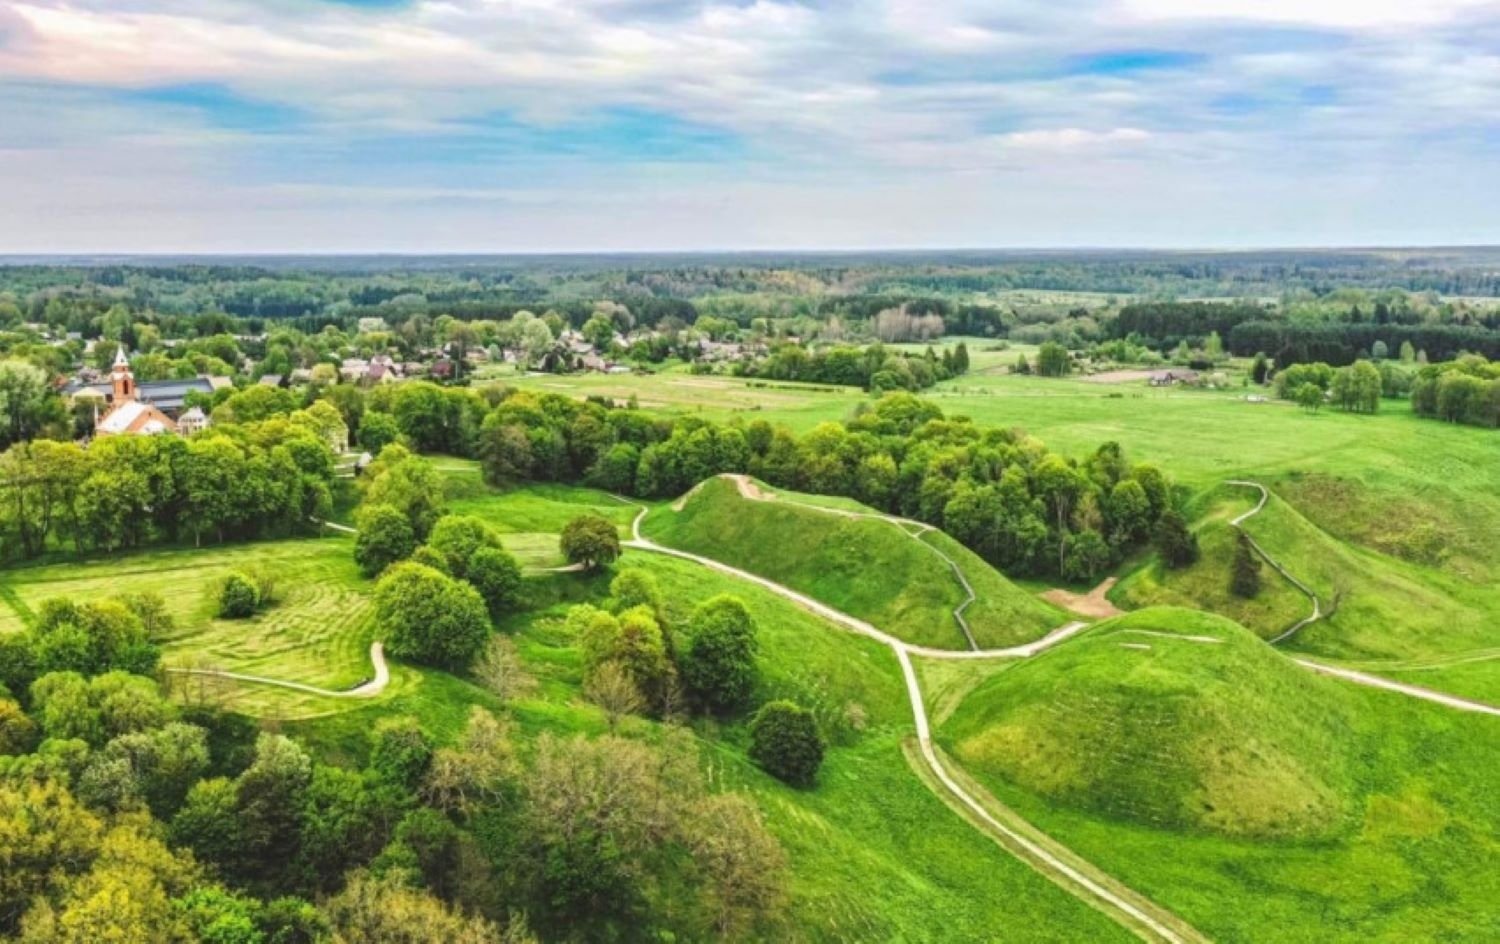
<box><xmin>1</xmin><ymin>0</ymin><xmax>1499</xmax><ymax>252</ymax></box>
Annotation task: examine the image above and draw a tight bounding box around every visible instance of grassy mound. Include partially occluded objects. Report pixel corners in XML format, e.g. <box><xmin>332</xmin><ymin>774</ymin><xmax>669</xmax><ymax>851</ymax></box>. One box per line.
<box><xmin>642</xmin><ymin>477</ymin><xmax>1063</xmax><ymax>649</ymax></box>
<box><xmin>942</xmin><ymin>608</ymin><xmax>1361</xmax><ymax>840</ymax></box>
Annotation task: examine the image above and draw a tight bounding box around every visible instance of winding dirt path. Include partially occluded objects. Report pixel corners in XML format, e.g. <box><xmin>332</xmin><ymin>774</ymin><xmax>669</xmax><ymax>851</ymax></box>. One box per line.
<box><xmin>624</xmin><ymin>503</ymin><xmax>1202</xmax><ymax>943</ymax></box>
<box><xmin>1226</xmin><ymin>481</ymin><xmax>1500</xmax><ymax>716</ymax></box>
<box><xmin>1043</xmin><ymin>576</ymin><xmax>1125</xmax><ymax>619</ymax></box>
<box><xmin>166</xmin><ymin>642</ymin><xmax>391</xmax><ymax>698</ymax></box>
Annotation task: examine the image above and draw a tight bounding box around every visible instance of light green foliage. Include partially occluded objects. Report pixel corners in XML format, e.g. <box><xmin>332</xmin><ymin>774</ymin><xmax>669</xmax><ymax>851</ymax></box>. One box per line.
<box><xmin>374</xmin><ymin>563</ymin><xmax>491</xmax><ymax>670</ymax></box>
<box><xmin>680</xmin><ymin>594</ymin><xmax>759</xmax><ymax>714</ymax></box>
<box><xmin>353</xmin><ymin>503</ymin><xmax>416</xmax><ymax>578</ymax></box>
<box><xmin>559</xmin><ymin>514</ymin><xmax>621</xmax><ymax>570</ymax></box>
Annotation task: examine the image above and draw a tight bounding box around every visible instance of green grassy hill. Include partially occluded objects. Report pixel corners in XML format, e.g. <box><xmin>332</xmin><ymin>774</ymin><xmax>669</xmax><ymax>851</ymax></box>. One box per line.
<box><xmin>943</xmin><ymin>608</ymin><xmax>1361</xmax><ymax>840</ymax></box>
<box><xmin>642</xmin><ymin>477</ymin><xmax>1065</xmax><ymax>649</ymax></box>
<box><xmin>1119</xmin><ymin>483</ymin><xmax>1500</xmax><ymax>665</ymax></box>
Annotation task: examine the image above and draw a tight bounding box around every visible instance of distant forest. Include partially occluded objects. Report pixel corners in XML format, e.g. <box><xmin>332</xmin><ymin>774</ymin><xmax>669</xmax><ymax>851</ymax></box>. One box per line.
<box><xmin>3</xmin><ymin>249</ymin><xmax>1500</xmax><ymax>364</ymax></box>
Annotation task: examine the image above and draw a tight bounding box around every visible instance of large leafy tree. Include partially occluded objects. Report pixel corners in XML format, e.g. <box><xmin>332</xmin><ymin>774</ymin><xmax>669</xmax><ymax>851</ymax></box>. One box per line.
<box><xmin>374</xmin><ymin>563</ymin><xmax>491</xmax><ymax>669</ymax></box>
<box><xmin>680</xmin><ymin>595</ymin><xmax>759</xmax><ymax>715</ymax></box>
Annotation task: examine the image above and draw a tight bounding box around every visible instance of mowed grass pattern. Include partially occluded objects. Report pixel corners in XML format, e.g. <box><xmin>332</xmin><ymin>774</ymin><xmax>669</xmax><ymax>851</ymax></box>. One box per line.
<box><xmin>0</xmin><ymin>538</ymin><xmax>378</xmax><ymax>713</ymax></box>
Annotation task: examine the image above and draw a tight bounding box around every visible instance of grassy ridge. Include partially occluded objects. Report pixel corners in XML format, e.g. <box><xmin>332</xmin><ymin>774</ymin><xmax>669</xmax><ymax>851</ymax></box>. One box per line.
<box><xmin>938</xmin><ymin>606</ymin><xmax>1500</xmax><ymax>943</ymax></box>
<box><xmin>642</xmin><ymin>477</ymin><xmax>1063</xmax><ymax>649</ymax></box>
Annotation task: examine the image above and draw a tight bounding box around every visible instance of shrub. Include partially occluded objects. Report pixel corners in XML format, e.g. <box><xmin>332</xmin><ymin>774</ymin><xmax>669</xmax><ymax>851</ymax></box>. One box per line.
<box><xmin>680</xmin><ymin>595</ymin><xmax>759</xmax><ymax>715</ymax></box>
<box><xmin>560</xmin><ymin>514</ymin><xmax>621</xmax><ymax>570</ymax></box>
<box><xmin>1230</xmin><ymin>531</ymin><xmax>1262</xmax><ymax>598</ymax></box>
<box><xmin>354</xmin><ymin>503</ymin><xmax>417</xmax><ymax>577</ymax></box>
<box><xmin>749</xmin><ymin>700</ymin><xmax>824</xmax><ymax>787</ymax></box>
<box><xmin>374</xmin><ymin>563</ymin><xmax>491</xmax><ymax>669</ymax></box>
<box><xmin>466</xmin><ymin>546</ymin><xmax>523</xmax><ymax>620</ymax></box>
<box><xmin>425</xmin><ymin>515</ymin><xmax>503</xmax><ymax>581</ymax></box>
<box><xmin>217</xmin><ymin>572</ymin><xmax>261</xmax><ymax>619</ymax></box>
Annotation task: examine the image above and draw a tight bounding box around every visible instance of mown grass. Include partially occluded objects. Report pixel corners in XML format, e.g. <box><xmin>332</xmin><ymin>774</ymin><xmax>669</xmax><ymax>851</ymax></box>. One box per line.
<box><xmin>0</xmin><ymin>537</ymin><xmax>377</xmax><ymax>705</ymax></box>
<box><xmin>939</xmin><ymin>608</ymin><xmax>1500</xmax><ymax>942</ymax></box>
<box><xmin>446</xmin><ymin>479</ymin><xmax>642</xmax><ymax>568</ymax></box>
<box><xmin>641</xmin><ymin>477</ymin><xmax>1062</xmax><ymax>649</ymax></box>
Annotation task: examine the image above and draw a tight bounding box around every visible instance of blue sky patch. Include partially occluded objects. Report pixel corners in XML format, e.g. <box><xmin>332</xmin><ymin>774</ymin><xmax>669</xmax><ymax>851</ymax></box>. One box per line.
<box><xmin>1067</xmin><ymin>50</ymin><xmax>1206</xmax><ymax>76</ymax></box>
<box><xmin>124</xmin><ymin>83</ymin><xmax>303</xmax><ymax>131</ymax></box>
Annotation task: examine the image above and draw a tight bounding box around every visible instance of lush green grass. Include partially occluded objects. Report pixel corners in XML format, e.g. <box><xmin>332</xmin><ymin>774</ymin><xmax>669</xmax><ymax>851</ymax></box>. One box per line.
<box><xmin>0</xmin><ymin>537</ymin><xmax>382</xmax><ymax>714</ymax></box>
<box><xmin>939</xmin><ymin>608</ymin><xmax>1500</xmax><ymax>942</ymax></box>
<box><xmin>642</xmin><ymin>476</ymin><xmax>1063</xmax><ymax>649</ymax></box>
<box><xmin>1116</xmin><ymin>487</ymin><xmax>1313</xmax><ymax>641</ymax></box>
<box><xmin>446</xmin><ymin>479</ymin><xmax>641</xmax><ymax>568</ymax></box>
<box><xmin>494</xmin><ymin>365</ymin><xmax>865</xmax><ymax>431</ymax></box>
<box><xmin>291</xmin><ymin>547</ymin><xmax>1131</xmax><ymax>942</ymax></box>
<box><xmin>944</xmin><ymin>608</ymin><xmax>1361</xmax><ymax>841</ymax></box>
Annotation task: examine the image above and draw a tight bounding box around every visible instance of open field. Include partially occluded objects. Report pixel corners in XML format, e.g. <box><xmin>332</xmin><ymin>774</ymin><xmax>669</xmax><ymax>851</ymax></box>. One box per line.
<box><xmin>491</xmin><ymin>362</ymin><xmax>865</xmax><ymax>429</ymax></box>
<box><xmin>938</xmin><ymin>606</ymin><xmax>1500</xmax><ymax>943</ymax></box>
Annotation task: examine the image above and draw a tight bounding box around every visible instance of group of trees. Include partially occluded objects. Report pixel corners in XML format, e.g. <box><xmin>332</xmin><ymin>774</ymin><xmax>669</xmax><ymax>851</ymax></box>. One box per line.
<box><xmin>0</xmin><ymin>407</ymin><xmax>343</xmax><ymax>561</ymax></box>
<box><xmin>470</xmin><ymin>390</ymin><xmax>1181</xmax><ymax>584</ymax></box>
<box><xmin>569</xmin><ymin>567</ymin><xmax>824</xmax><ymax>786</ymax></box>
<box><xmin>1268</xmin><ymin>354</ymin><xmax>1500</xmax><ymax>427</ymax></box>
<box><xmin>0</xmin><ymin>650</ymin><xmax>785</xmax><ymax>941</ymax></box>
<box><xmin>737</xmin><ymin>341</ymin><xmax>969</xmax><ymax>393</ymax></box>
<box><xmin>361</xmin><ymin>510</ymin><xmax>524</xmax><ymax>670</ymax></box>
<box><xmin>1409</xmin><ymin>355</ymin><xmax>1500</xmax><ymax>428</ymax></box>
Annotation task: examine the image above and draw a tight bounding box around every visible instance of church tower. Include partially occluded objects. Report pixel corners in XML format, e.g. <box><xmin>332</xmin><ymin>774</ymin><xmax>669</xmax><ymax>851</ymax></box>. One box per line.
<box><xmin>111</xmin><ymin>346</ymin><xmax>135</xmax><ymax>403</ymax></box>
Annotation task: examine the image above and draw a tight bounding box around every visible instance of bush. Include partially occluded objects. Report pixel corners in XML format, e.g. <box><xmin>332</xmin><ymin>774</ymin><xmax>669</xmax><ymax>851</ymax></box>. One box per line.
<box><xmin>217</xmin><ymin>572</ymin><xmax>262</xmax><ymax>619</ymax></box>
<box><xmin>374</xmin><ymin>563</ymin><xmax>491</xmax><ymax>669</ymax></box>
<box><xmin>425</xmin><ymin>515</ymin><xmax>503</xmax><ymax>581</ymax></box>
<box><xmin>680</xmin><ymin>595</ymin><xmax>759</xmax><ymax>715</ymax></box>
<box><xmin>749</xmin><ymin>700</ymin><xmax>824</xmax><ymax>787</ymax></box>
<box><xmin>560</xmin><ymin>515</ymin><xmax>621</xmax><ymax>571</ymax></box>
<box><xmin>354</xmin><ymin>503</ymin><xmax>417</xmax><ymax>577</ymax></box>
<box><xmin>1230</xmin><ymin>531</ymin><xmax>1262</xmax><ymax>599</ymax></box>
<box><xmin>466</xmin><ymin>546</ymin><xmax>523</xmax><ymax>620</ymax></box>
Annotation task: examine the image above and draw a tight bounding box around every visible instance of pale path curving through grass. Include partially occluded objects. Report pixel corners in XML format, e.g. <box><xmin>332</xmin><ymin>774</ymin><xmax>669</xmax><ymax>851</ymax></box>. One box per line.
<box><xmin>719</xmin><ymin>474</ymin><xmax>982</xmax><ymax>650</ymax></box>
<box><xmin>624</xmin><ymin>499</ymin><xmax>1204</xmax><ymax>944</ymax></box>
<box><xmin>166</xmin><ymin>641</ymin><xmax>390</xmax><ymax>698</ymax></box>
<box><xmin>1226</xmin><ymin>480</ymin><xmax>1500</xmax><ymax>716</ymax></box>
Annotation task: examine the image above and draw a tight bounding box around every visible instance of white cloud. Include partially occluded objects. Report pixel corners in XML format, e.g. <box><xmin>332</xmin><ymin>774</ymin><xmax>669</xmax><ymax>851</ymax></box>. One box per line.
<box><xmin>1123</xmin><ymin>0</ymin><xmax>1500</xmax><ymax>29</ymax></box>
<box><xmin>0</xmin><ymin>0</ymin><xmax>1497</xmax><ymax>248</ymax></box>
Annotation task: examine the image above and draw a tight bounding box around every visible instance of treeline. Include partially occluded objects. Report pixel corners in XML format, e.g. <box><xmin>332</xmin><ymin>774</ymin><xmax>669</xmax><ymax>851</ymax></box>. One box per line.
<box><xmin>737</xmin><ymin>342</ymin><xmax>969</xmax><ymax>392</ymax></box>
<box><xmin>473</xmin><ymin>390</ymin><xmax>1176</xmax><ymax>582</ymax></box>
<box><xmin>1106</xmin><ymin>300</ymin><xmax>1500</xmax><ymax>368</ymax></box>
<box><xmin>0</xmin><ymin>404</ymin><xmax>344</xmax><ymax>560</ymax></box>
<box><xmin>1230</xmin><ymin>321</ymin><xmax>1500</xmax><ymax>367</ymax></box>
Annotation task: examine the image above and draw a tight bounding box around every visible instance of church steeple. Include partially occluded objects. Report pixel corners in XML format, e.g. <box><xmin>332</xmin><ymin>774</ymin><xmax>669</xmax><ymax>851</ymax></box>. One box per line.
<box><xmin>111</xmin><ymin>345</ymin><xmax>135</xmax><ymax>403</ymax></box>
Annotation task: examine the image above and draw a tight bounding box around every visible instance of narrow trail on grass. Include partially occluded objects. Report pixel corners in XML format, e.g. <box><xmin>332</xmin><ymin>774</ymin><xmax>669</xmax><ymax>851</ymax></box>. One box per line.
<box><xmin>165</xmin><ymin>642</ymin><xmax>390</xmax><ymax>699</ymax></box>
<box><xmin>719</xmin><ymin>474</ymin><xmax>981</xmax><ymax>650</ymax></box>
<box><xmin>1225</xmin><ymin>480</ymin><xmax>1322</xmax><ymax>644</ymax></box>
<box><xmin>1225</xmin><ymin>480</ymin><xmax>1500</xmax><ymax>717</ymax></box>
<box><xmin>623</xmin><ymin>501</ymin><xmax>1202</xmax><ymax>944</ymax></box>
